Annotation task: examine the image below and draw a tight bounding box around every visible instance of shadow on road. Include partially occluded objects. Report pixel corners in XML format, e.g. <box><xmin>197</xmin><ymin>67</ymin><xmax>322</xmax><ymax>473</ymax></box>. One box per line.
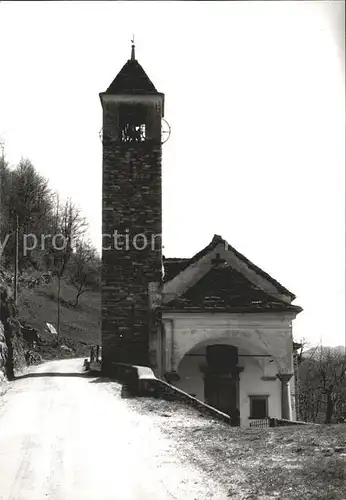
<box><xmin>88</xmin><ymin>377</ymin><xmax>136</xmax><ymax>399</ymax></box>
<box><xmin>14</xmin><ymin>371</ymin><xmax>91</xmax><ymax>380</ymax></box>
<box><xmin>88</xmin><ymin>377</ymin><xmax>115</xmax><ymax>384</ymax></box>
<box><xmin>14</xmin><ymin>372</ymin><xmax>140</xmax><ymax>401</ymax></box>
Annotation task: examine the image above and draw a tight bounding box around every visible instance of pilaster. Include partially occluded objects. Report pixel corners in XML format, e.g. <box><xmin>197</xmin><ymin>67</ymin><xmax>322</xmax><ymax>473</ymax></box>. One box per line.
<box><xmin>277</xmin><ymin>372</ymin><xmax>294</xmax><ymax>420</ymax></box>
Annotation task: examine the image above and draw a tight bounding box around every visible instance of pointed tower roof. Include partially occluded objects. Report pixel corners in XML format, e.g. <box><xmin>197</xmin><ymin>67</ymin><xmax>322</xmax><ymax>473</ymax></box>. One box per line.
<box><xmin>104</xmin><ymin>41</ymin><xmax>160</xmax><ymax>95</ymax></box>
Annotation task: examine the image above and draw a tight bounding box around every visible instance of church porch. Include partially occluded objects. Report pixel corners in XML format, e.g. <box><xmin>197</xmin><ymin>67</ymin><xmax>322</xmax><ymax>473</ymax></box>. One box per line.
<box><xmin>156</xmin><ymin>313</ymin><xmax>296</xmax><ymax>427</ymax></box>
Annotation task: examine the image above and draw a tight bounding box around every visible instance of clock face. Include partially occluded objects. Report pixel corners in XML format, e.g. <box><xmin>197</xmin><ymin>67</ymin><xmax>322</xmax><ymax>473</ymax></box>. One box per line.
<box><xmin>161</xmin><ymin>118</ymin><xmax>171</xmax><ymax>144</ymax></box>
<box><xmin>99</xmin><ymin>127</ymin><xmax>112</xmax><ymax>142</ymax></box>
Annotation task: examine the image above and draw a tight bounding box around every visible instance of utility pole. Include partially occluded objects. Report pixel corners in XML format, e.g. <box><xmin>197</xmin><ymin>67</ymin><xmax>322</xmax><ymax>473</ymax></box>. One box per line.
<box><xmin>57</xmin><ymin>272</ymin><xmax>61</xmax><ymax>340</ymax></box>
<box><xmin>14</xmin><ymin>214</ymin><xmax>19</xmax><ymax>305</ymax></box>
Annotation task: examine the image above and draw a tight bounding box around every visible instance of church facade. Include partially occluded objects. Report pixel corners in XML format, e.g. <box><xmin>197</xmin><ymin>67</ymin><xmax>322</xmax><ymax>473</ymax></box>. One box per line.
<box><xmin>158</xmin><ymin>235</ymin><xmax>302</xmax><ymax>427</ymax></box>
<box><xmin>100</xmin><ymin>45</ymin><xmax>302</xmax><ymax>427</ymax></box>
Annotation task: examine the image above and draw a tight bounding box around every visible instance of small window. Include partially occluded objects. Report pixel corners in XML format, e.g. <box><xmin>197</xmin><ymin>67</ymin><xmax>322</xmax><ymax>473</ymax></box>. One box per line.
<box><xmin>249</xmin><ymin>396</ymin><xmax>268</xmax><ymax>419</ymax></box>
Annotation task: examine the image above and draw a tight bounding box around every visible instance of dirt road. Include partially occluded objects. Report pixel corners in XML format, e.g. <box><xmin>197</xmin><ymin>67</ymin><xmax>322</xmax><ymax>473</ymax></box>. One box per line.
<box><xmin>0</xmin><ymin>359</ymin><xmax>227</xmax><ymax>500</ymax></box>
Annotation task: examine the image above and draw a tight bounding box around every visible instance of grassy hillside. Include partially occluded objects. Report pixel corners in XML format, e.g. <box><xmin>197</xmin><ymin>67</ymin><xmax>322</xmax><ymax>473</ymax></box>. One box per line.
<box><xmin>17</xmin><ymin>278</ymin><xmax>100</xmax><ymax>359</ymax></box>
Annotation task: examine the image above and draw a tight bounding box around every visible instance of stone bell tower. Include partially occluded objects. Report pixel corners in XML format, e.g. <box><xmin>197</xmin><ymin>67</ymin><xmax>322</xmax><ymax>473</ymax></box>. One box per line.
<box><xmin>100</xmin><ymin>42</ymin><xmax>164</xmax><ymax>372</ymax></box>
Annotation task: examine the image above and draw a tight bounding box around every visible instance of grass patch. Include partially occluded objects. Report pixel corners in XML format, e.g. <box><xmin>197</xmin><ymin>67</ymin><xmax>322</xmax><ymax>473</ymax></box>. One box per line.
<box><xmin>16</xmin><ymin>279</ymin><xmax>100</xmax><ymax>360</ymax></box>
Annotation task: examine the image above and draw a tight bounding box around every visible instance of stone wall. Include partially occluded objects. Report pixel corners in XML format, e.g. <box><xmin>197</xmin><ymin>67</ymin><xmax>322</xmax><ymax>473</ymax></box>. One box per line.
<box><xmin>0</xmin><ymin>275</ymin><xmax>27</xmax><ymax>379</ymax></box>
<box><xmin>106</xmin><ymin>362</ymin><xmax>231</xmax><ymax>424</ymax></box>
<box><xmin>269</xmin><ymin>418</ymin><xmax>312</xmax><ymax>427</ymax></box>
<box><xmin>101</xmin><ymin>138</ymin><xmax>162</xmax><ymax>370</ymax></box>
<box><xmin>0</xmin><ymin>321</ymin><xmax>8</xmax><ymax>377</ymax></box>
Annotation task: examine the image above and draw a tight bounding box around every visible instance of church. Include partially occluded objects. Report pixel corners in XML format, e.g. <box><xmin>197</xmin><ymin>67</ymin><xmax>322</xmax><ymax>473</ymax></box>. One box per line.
<box><xmin>99</xmin><ymin>43</ymin><xmax>302</xmax><ymax>427</ymax></box>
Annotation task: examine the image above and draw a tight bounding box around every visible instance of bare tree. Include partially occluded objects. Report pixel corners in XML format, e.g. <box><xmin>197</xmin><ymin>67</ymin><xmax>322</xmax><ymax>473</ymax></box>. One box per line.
<box><xmin>299</xmin><ymin>345</ymin><xmax>346</xmax><ymax>423</ymax></box>
<box><xmin>68</xmin><ymin>240</ymin><xmax>100</xmax><ymax>307</ymax></box>
<box><xmin>48</xmin><ymin>198</ymin><xmax>88</xmax><ymax>337</ymax></box>
<box><xmin>293</xmin><ymin>337</ymin><xmax>311</xmax><ymax>420</ymax></box>
<box><xmin>317</xmin><ymin>348</ymin><xmax>346</xmax><ymax>423</ymax></box>
<box><xmin>299</xmin><ymin>356</ymin><xmax>322</xmax><ymax>422</ymax></box>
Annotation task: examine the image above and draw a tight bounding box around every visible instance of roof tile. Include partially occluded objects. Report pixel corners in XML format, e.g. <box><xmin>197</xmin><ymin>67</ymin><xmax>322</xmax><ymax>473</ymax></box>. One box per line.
<box><xmin>163</xmin><ymin>264</ymin><xmax>301</xmax><ymax>313</ymax></box>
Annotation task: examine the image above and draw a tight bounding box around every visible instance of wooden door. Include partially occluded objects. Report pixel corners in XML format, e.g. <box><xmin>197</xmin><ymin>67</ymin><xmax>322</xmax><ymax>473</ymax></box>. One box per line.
<box><xmin>204</xmin><ymin>375</ymin><xmax>238</xmax><ymax>418</ymax></box>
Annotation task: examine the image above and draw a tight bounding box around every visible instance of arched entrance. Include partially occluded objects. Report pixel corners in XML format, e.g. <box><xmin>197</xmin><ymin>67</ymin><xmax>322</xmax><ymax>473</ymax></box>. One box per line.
<box><xmin>172</xmin><ymin>335</ymin><xmax>282</xmax><ymax>426</ymax></box>
<box><xmin>202</xmin><ymin>345</ymin><xmax>242</xmax><ymax>425</ymax></box>
<box><xmin>175</xmin><ymin>339</ymin><xmax>262</xmax><ymax>426</ymax></box>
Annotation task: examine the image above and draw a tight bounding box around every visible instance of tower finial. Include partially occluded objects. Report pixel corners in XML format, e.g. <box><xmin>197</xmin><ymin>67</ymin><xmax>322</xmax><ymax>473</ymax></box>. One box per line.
<box><xmin>131</xmin><ymin>34</ymin><xmax>135</xmax><ymax>60</ymax></box>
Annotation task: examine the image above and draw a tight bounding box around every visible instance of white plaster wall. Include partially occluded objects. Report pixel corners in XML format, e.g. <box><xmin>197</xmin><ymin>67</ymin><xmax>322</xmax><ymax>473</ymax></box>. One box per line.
<box><xmin>173</xmin><ymin>347</ymin><xmax>205</xmax><ymax>401</ymax></box>
<box><xmin>163</xmin><ymin>312</ymin><xmax>295</xmax><ymax>374</ymax></box>
<box><xmin>238</xmin><ymin>357</ymin><xmax>281</xmax><ymax>428</ymax></box>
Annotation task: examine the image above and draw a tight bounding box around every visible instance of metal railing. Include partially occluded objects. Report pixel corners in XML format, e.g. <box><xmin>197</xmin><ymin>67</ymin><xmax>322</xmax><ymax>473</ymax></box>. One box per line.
<box><xmin>249</xmin><ymin>418</ymin><xmax>270</xmax><ymax>428</ymax></box>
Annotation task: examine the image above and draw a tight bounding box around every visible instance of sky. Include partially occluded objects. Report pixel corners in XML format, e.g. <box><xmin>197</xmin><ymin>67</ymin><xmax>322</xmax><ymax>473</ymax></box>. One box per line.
<box><xmin>0</xmin><ymin>1</ymin><xmax>345</xmax><ymax>348</ymax></box>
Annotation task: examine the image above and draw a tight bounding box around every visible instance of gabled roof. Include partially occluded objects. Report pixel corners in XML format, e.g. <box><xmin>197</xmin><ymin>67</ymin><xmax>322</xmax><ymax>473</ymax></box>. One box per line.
<box><xmin>104</xmin><ymin>59</ymin><xmax>160</xmax><ymax>95</ymax></box>
<box><xmin>164</xmin><ymin>234</ymin><xmax>296</xmax><ymax>300</ymax></box>
<box><xmin>163</xmin><ymin>264</ymin><xmax>302</xmax><ymax>313</ymax></box>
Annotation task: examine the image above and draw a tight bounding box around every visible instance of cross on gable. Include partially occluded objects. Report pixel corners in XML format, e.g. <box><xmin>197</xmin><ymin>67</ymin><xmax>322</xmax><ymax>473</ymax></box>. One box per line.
<box><xmin>211</xmin><ymin>252</ymin><xmax>226</xmax><ymax>266</ymax></box>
